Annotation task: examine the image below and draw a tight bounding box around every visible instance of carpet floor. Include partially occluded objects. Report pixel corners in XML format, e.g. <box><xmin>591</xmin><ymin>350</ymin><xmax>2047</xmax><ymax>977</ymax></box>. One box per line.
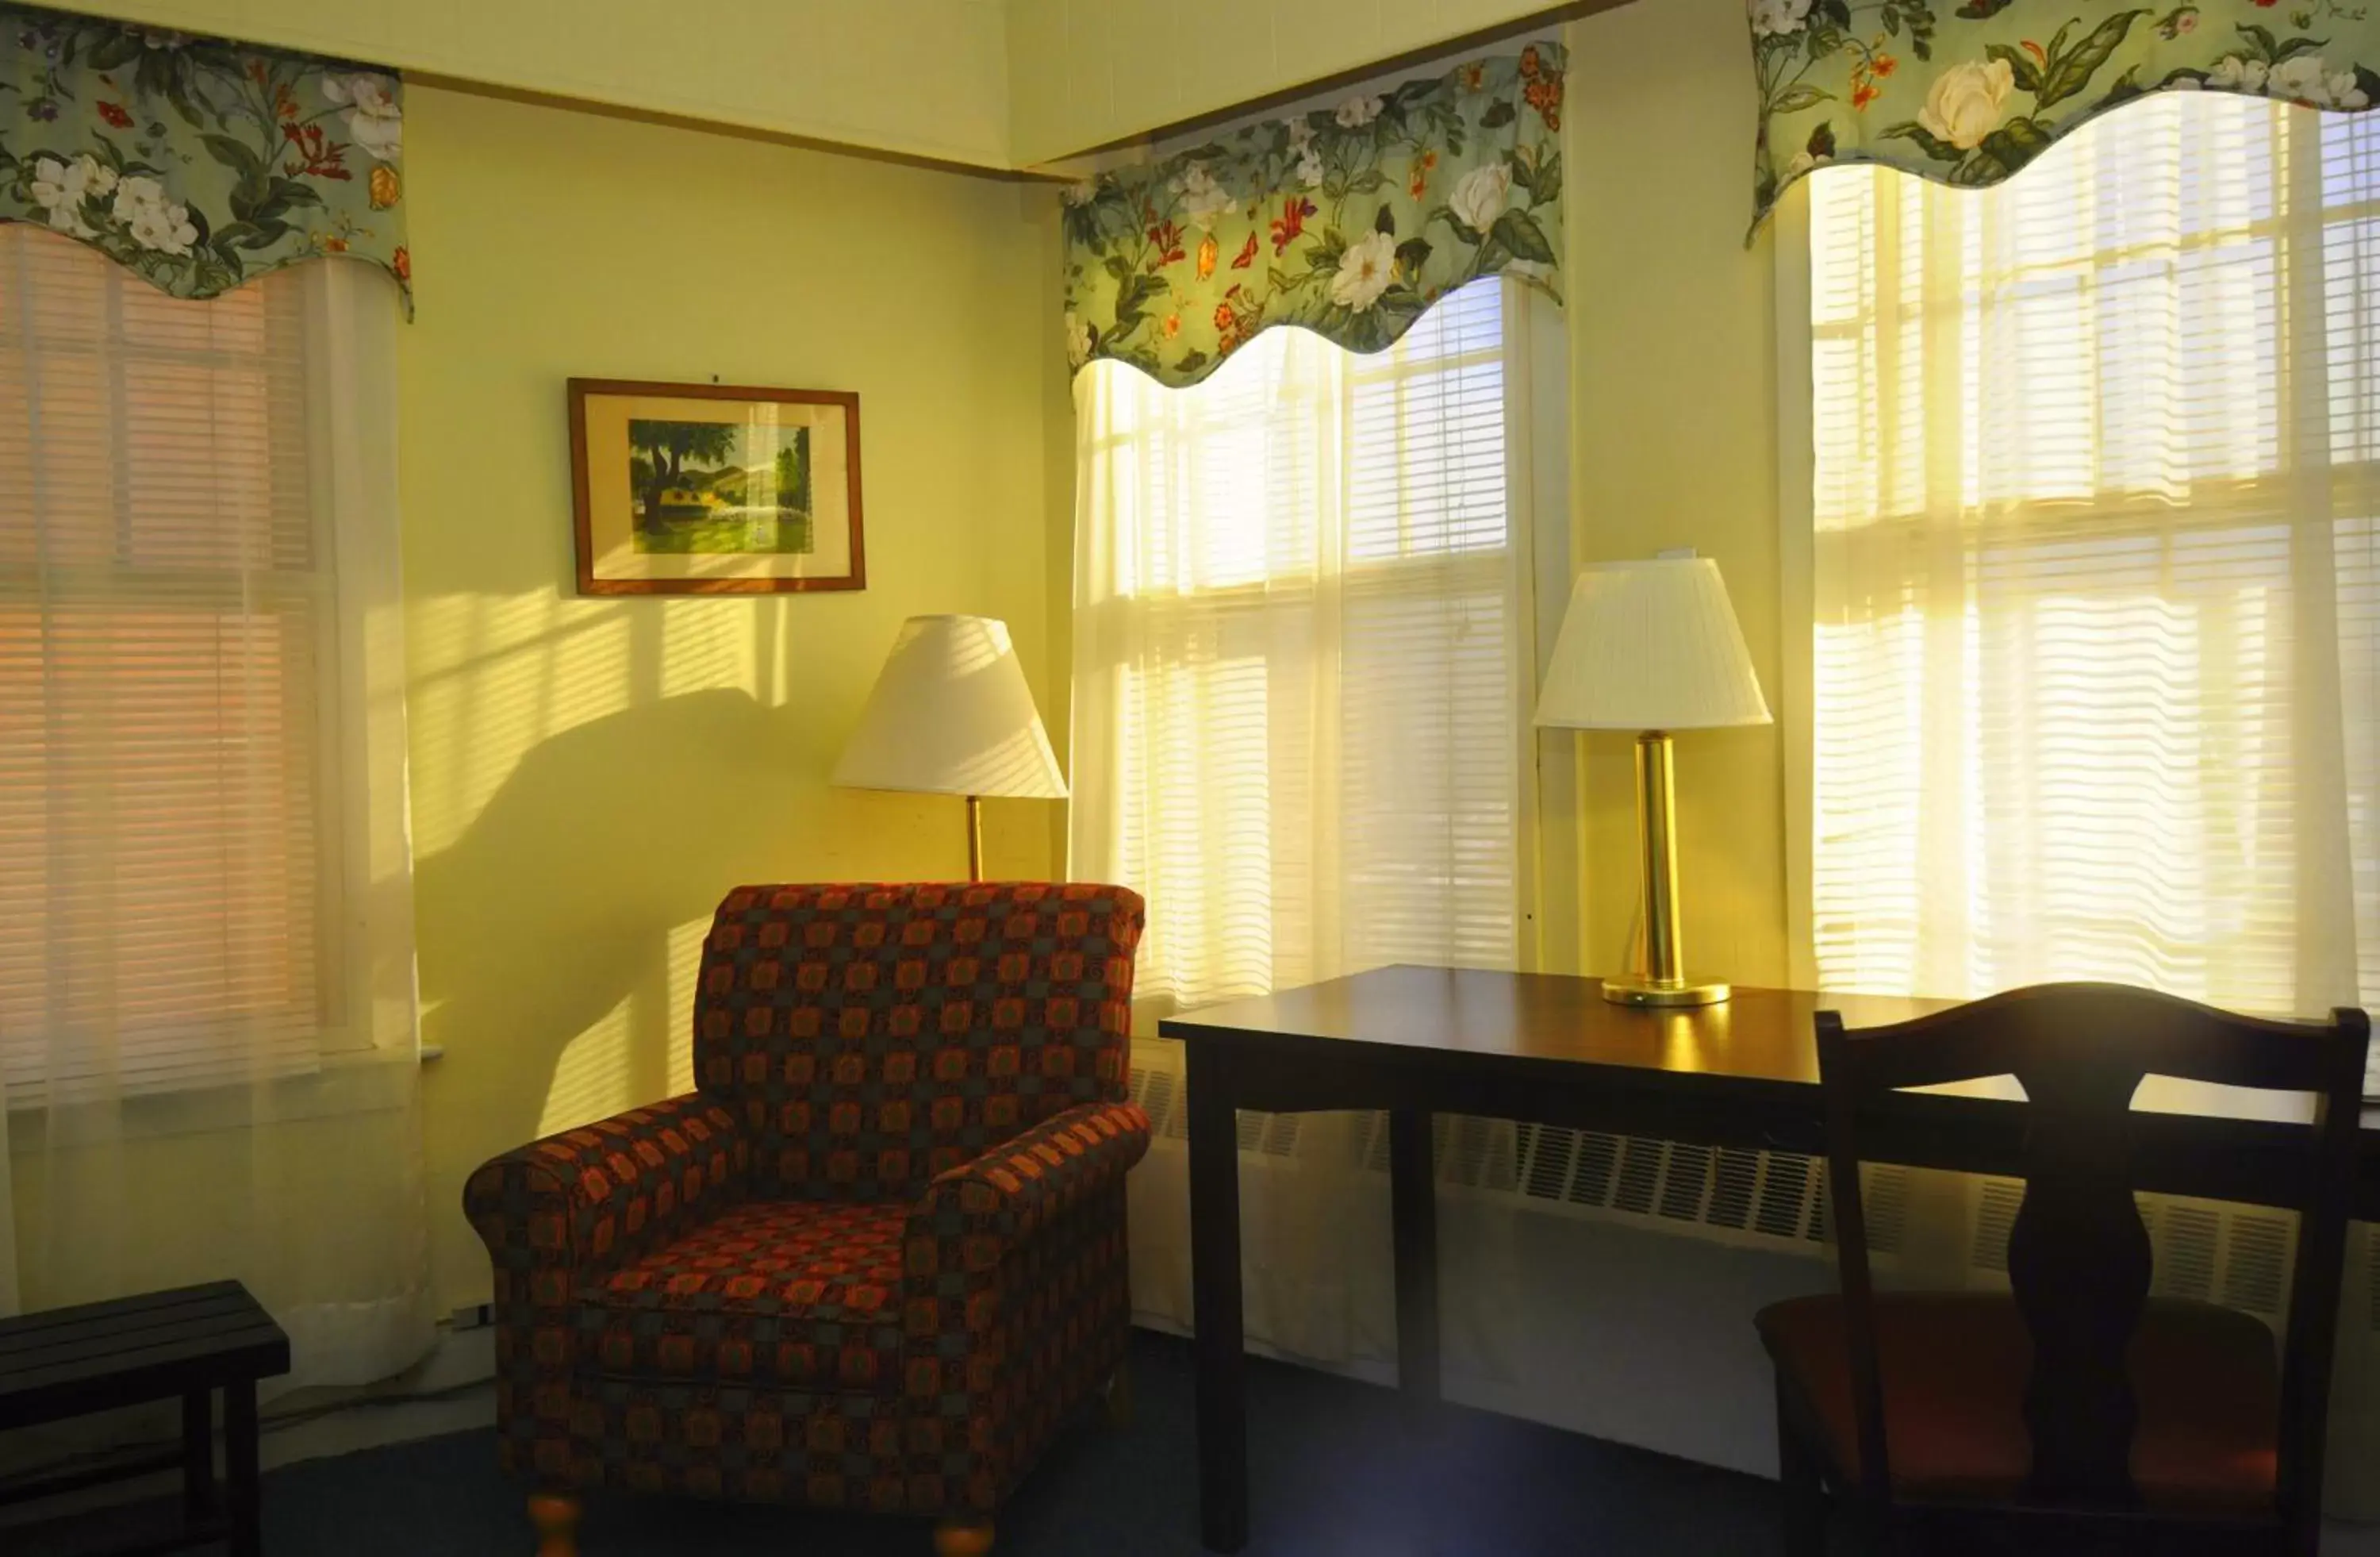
<box><xmin>15</xmin><ymin>1331</ymin><xmax>1784</xmax><ymax>1555</ymax></box>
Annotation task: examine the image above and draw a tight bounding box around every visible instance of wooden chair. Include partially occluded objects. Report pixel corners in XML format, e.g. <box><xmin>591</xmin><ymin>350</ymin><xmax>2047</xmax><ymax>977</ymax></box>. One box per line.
<box><xmin>1757</xmin><ymin>983</ymin><xmax>2369</xmax><ymax>1557</ymax></box>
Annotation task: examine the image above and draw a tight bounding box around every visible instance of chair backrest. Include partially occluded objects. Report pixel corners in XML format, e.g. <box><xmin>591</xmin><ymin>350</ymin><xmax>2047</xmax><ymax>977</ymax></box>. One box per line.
<box><xmin>1816</xmin><ymin>982</ymin><xmax>2368</xmax><ymax>1526</ymax></box>
<box><xmin>693</xmin><ymin>881</ymin><xmax>1145</xmax><ymax>1202</ymax></box>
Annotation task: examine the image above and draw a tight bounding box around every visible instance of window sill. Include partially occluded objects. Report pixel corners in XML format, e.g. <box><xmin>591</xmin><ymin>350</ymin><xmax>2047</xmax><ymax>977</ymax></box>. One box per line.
<box><xmin>5</xmin><ymin>1044</ymin><xmax>420</xmax><ymax>1142</ymax></box>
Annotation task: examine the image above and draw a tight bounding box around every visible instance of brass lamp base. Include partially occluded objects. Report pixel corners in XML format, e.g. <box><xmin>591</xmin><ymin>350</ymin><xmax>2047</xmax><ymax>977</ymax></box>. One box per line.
<box><xmin>1612</xmin><ymin>729</ymin><xmax>1734</xmax><ymax>1009</ymax></box>
<box><xmin>1601</xmin><ymin>975</ymin><xmax>1731</xmax><ymax>1008</ymax></box>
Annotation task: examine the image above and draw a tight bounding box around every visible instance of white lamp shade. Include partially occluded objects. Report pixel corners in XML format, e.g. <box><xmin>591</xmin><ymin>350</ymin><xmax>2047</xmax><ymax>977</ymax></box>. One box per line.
<box><xmin>1534</xmin><ymin>557</ymin><xmax>1773</xmax><ymax>732</ymax></box>
<box><xmin>832</xmin><ymin>615</ymin><xmax>1069</xmax><ymax>798</ymax></box>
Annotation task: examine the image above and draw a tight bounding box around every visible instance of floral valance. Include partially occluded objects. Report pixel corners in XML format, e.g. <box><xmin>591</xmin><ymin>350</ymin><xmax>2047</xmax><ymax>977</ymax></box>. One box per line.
<box><xmin>1751</xmin><ymin>0</ymin><xmax>2380</xmax><ymax>232</ymax></box>
<box><xmin>1061</xmin><ymin>42</ymin><xmax>1566</xmax><ymax>388</ymax></box>
<box><xmin>2</xmin><ymin>2</ymin><xmax>409</xmax><ymax>308</ymax></box>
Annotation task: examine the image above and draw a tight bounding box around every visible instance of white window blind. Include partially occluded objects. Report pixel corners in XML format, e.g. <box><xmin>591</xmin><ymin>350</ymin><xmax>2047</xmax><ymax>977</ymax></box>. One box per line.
<box><xmin>1803</xmin><ymin>94</ymin><xmax>2380</xmax><ymax>1069</ymax></box>
<box><xmin>0</xmin><ymin>225</ymin><xmax>412</xmax><ymax>1105</ymax></box>
<box><xmin>1070</xmin><ymin>280</ymin><xmax>1528</xmax><ymax>1010</ymax></box>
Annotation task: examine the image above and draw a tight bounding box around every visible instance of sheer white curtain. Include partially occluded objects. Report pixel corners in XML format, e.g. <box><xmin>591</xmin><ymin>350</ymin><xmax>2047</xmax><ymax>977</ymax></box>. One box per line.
<box><xmin>0</xmin><ymin>225</ymin><xmax>430</xmax><ymax>1384</ymax></box>
<box><xmin>1071</xmin><ymin>279</ymin><xmax>1552</xmax><ymax>1373</ymax></box>
<box><xmin>1795</xmin><ymin>94</ymin><xmax>2380</xmax><ymax>1045</ymax></box>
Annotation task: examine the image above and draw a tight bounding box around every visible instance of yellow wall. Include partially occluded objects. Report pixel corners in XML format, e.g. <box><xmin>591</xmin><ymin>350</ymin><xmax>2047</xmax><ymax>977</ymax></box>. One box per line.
<box><xmin>1563</xmin><ymin>0</ymin><xmax>1793</xmax><ymax>986</ymax></box>
<box><xmin>397</xmin><ymin>85</ymin><xmax>1069</xmax><ymax>1313</ymax></box>
<box><xmin>45</xmin><ymin>0</ymin><xmax>1015</xmax><ymax>169</ymax></box>
<box><xmin>1007</xmin><ymin>0</ymin><xmax>1573</xmax><ymax>163</ymax></box>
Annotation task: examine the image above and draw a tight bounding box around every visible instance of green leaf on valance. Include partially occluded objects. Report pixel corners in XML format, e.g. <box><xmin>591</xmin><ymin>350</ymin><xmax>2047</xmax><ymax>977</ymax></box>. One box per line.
<box><xmin>1749</xmin><ymin>0</ymin><xmax>2380</xmax><ymax>233</ymax></box>
<box><xmin>1062</xmin><ymin>41</ymin><xmax>1567</xmax><ymax>389</ymax></box>
<box><xmin>1</xmin><ymin>2</ymin><xmax>409</xmax><ymax>309</ymax></box>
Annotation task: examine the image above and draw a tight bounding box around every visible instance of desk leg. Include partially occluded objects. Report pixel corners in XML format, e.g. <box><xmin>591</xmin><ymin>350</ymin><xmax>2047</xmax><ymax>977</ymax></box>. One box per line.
<box><xmin>1185</xmin><ymin>1039</ymin><xmax>1249</xmax><ymax>1553</ymax></box>
<box><xmin>225</xmin><ymin>1378</ymin><xmax>261</xmax><ymax>1557</ymax></box>
<box><xmin>1389</xmin><ymin>1108</ymin><xmax>1441</xmax><ymax>1403</ymax></box>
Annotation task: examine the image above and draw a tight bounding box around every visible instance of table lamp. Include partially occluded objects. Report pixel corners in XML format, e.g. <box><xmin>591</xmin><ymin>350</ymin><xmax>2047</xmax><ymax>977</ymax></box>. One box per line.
<box><xmin>832</xmin><ymin>614</ymin><xmax>1068</xmax><ymax>881</ymax></box>
<box><xmin>1534</xmin><ymin>556</ymin><xmax>1772</xmax><ymax>1006</ymax></box>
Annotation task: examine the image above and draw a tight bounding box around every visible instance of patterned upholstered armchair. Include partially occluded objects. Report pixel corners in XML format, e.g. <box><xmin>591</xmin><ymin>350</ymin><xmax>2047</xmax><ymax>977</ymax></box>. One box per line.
<box><xmin>465</xmin><ymin>882</ymin><xmax>1149</xmax><ymax>1557</ymax></box>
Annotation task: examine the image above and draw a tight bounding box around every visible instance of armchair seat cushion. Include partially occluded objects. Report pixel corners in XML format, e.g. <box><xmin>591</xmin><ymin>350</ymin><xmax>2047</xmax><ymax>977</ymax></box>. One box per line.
<box><xmin>579</xmin><ymin>1198</ymin><xmax>910</xmax><ymax>1395</ymax></box>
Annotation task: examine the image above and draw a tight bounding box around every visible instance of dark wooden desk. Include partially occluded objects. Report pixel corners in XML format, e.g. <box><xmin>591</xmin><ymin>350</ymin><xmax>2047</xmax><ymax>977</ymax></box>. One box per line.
<box><xmin>1158</xmin><ymin>967</ymin><xmax>2380</xmax><ymax>1554</ymax></box>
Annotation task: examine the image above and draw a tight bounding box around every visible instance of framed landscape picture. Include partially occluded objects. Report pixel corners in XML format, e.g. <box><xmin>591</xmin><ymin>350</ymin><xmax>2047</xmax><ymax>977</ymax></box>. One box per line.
<box><xmin>568</xmin><ymin>379</ymin><xmax>865</xmax><ymax>594</ymax></box>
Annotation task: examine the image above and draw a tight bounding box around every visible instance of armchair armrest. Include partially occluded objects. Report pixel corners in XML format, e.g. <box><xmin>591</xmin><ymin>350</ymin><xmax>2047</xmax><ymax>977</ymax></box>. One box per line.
<box><xmin>903</xmin><ymin>1100</ymin><xmax>1150</xmax><ymax>1313</ymax></box>
<box><xmin>463</xmin><ymin>1092</ymin><xmax>749</xmax><ymax>1482</ymax></box>
<box><xmin>464</xmin><ymin>1091</ymin><xmax>750</xmax><ymax>1279</ymax></box>
<box><xmin>899</xmin><ymin>1099</ymin><xmax>1150</xmax><ymax>1502</ymax></box>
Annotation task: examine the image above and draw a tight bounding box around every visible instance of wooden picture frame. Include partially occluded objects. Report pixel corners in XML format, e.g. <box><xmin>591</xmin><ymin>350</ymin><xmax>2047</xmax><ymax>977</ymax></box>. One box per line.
<box><xmin>568</xmin><ymin>378</ymin><xmax>866</xmax><ymax>595</ymax></box>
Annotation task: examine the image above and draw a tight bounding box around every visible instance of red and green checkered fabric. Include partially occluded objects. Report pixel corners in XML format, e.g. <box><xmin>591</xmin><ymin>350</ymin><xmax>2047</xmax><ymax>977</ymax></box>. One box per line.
<box><xmin>585</xmin><ymin>1198</ymin><xmax>910</xmax><ymax>1394</ymax></box>
<box><xmin>464</xmin><ymin>882</ymin><xmax>1148</xmax><ymax>1518</ymax></box>
<box><xmin>696</xmin><ymin>881</ymin><xmax>1141</xmax><ymax>1201</ymax></box>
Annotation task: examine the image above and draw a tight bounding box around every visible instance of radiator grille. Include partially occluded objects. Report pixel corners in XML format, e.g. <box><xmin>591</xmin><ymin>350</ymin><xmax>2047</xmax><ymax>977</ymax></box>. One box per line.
<box><xmin>1125</xmin><ymin>1059</ymin><xmax>1921</xmax><ymax>1256</ymax></box>
<box><xmin>2148</xmin><ymin>1202</ymin><xmax>2221</xmax><ymax>1303</ymax></box>
<box><xmin>2223</xmin><ymin>1215</ymin><xmax>2292</xmax><ymax>1317</ymax></box>
<box><xmin>1969</xmin><ymin>1180</ymin><xmax>2025</xmax><ymax>1272</ymax></box>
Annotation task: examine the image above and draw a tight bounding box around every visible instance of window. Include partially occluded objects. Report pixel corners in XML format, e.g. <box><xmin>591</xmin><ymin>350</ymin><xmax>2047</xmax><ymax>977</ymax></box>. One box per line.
<box><xmin>1799</xmin><ymin>94</ymin><xmax>2380</xmax><ymax>1052</ymax></box>
<box><xmin>1070</xmin><ymin>280</ymin><xmax>1537</xmax><ymax>1009</ymax></box>
<box><xmin>0</xmin><ymin>227</ymin><xmax>413</xmax><ymax>1104</ymax></box>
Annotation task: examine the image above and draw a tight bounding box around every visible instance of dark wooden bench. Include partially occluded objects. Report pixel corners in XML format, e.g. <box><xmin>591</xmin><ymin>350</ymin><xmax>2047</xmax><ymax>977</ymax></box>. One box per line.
<box><xmin>0</xmin><ymin>1280</ymin><xmax>290</xmax><ymax>1555</ymax></box>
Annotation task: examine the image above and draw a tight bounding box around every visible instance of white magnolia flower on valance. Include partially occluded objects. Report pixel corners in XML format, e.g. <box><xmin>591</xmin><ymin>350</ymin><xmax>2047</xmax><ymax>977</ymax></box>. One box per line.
<box><xmin>29</xmin><ymin>152</ymin><xmax>112</xmax><ymax>236</ymax></box>
<box><xmin>2204</xmin><ymin>54</ymin><xmax>2271</xmax><ymax>91</ymax></box>
<box><xmin>1330</xmin><ymin>230</ymin><xmax>1399</xmax><ymax>311</ymax></box>
<box><xmin>113</xmin><ymin>175</ymin><xmax>198</xmax><ymax>255</ymax></box>
<box><xmin>2266</xmin><ymin>53</ymin><xmax>2370</xmax><ymax>109</ymax></box>
<box><xmin>1449</xmin><ymin>162</ymin><xmax>1513</xmax><ymax>233</ymax></box>
<box><xmin>1751</xmin><ymin>0</ymin><xmax>1814</xmax><ymax>39</ymax></box>
<box><xmin>322</xmin><ymin>72</ymin><xmax>403</xmax><ymax>162</ymax></box>
<box><xmin>1175</xmin><ymin>164</ymin><xmax>1237</xmax><ymax>231</ymax></box>
<box><xmin>1334</xmin><ymin>94</ymin><xmax>1385</xmax><ymax>128</ymax></box>
<box><xmin>1916</xmin><ymin>58</ymin><xmax>2015</xmax><ymax>151</ymax></box>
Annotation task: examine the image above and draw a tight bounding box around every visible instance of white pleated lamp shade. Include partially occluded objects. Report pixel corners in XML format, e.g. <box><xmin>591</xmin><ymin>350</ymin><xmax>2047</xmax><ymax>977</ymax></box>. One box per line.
<box><xmin>832</xmin><ymin>615</ymin><xmax>1069</xmax><ymax>798</ymax></box>
<box><xmin>1534</xmin><ymin>557</ymin><xmax>1773</xmax><ymax>732</ymax></box>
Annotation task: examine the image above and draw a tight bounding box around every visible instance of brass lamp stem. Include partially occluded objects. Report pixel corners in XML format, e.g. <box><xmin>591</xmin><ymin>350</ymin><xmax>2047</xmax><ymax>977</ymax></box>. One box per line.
<box><xmin>965</xmin><ymin>794</ymin><xmax>985</xmax><ymax>883</ymax></box>
<box><xmin>1603</xmin><ymin>731</ymin><xmax>1729</xmax><ymax>1007</ymax></box>
<box><xmin>1638</xmin><ymin>732</ymin><xmax>1684</xmax><ymax>986</ymax></box>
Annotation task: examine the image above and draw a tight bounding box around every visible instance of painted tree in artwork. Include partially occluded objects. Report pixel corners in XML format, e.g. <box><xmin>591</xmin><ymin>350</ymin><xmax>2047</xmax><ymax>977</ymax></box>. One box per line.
<box><xmin>774</xmin><ymin>432</ymin><xmax>812</xmax><ymax>517</ymax></box>
<box><xmin>628</xmin><ymin>420</ymin><xmax>737</xmax><ymax>522</ymax></box>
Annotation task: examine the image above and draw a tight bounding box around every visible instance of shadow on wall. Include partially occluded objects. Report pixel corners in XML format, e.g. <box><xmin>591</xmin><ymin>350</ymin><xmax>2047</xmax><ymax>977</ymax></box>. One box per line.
<box><xmin>404</xmin><ymin>590</ymin><xmax>1049</xmax><ymax>1313</ymax></box>
<box><xmin>413</xmin><ymin>686</ymin><xmax>807</xmax><ymax>1174</ymax></box>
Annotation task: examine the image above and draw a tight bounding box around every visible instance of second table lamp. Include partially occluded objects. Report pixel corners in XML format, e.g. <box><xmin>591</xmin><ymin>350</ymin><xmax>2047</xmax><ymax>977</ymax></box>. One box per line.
<box><xmin>1534</xmin><ymin>556</ymin><xmax>1772</xmax><ymax>1006</ymax></box>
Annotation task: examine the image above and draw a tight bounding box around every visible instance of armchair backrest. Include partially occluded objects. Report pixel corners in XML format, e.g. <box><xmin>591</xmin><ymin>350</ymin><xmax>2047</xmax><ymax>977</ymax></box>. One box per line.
<box><xmin>693</xmin><ymin>881</ymin><xmax>1146</xmax><ymax>1202</ymax></box>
